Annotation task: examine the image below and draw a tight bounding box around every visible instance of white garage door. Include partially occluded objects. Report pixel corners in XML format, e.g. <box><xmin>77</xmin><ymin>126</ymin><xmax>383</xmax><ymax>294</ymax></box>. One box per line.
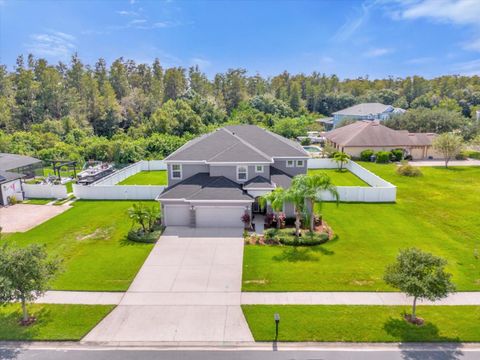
<box><xmin>164</xmin><ymin>205</ymin><xmax>190</xmax><ymax>226</ymax></box>
<box><xmin>196</xmin><ymin>206</ymin><xmax>245</xmax><ymax>228</ymax></box>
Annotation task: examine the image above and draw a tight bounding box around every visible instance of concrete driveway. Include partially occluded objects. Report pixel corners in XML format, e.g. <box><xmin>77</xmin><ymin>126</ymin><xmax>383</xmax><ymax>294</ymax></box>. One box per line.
<box><xmin>83</xmin><ymin>227</ymin><xmax>253</xmax><ymax>344</ymax></box>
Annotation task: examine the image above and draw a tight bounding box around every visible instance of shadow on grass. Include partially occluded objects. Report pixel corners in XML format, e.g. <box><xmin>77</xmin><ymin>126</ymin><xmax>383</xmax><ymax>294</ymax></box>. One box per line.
<box><xmin>383</xmin><ymin>317</ymin><xmax>464</xmax><ymax>360</ymax></box>
<box><xmin>0</xmin><ymin>306</ymin><xmax>51</xmax><ymax>341</ymax></box>
<box><xmin>272</xmin><ymin>247</ymin><xmax>318</xmax><ymax>262</ymax></box>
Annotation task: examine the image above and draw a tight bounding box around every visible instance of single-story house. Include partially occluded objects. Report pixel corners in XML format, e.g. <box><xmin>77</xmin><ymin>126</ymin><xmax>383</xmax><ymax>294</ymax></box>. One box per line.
<box><xmin>332</xmin><ymin>103</ymin><xmax>405</xmax><ymax>128</ymax></box>
<box><xmin>324</xmin><ymin>120</ymin><xmax>440</xmax><ymax>160</ymax></box>
<box><xmin>157</xmin><ymin>125</ymin><xmax>309</xmax><ymax>228</ymax></box>
<box><xmin>0</xmin><ymin>153</ymin><xmax>42</xmax><ymax>205</ymax></box>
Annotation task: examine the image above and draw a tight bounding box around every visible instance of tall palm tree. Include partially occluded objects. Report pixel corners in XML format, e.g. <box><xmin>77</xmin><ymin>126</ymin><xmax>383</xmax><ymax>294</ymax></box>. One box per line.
<box><xmin>293</xmin><ymin>174</ymin><xmax>339</xmax><ymax>232</ymax></box>
<box><xmin>259</xmin><ymin>187</ymin><xmax>286</xmax><ymax>229</ymax></box>
<box><xmin>333</xmin><ymin>152</ymin><xmax>350</xmax><ymax>171</ymax></box>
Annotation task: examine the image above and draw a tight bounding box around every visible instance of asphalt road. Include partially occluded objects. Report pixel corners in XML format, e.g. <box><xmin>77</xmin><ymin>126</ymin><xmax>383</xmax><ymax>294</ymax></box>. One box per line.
<box><xmin>0</xmin><ymin>348</ymin><xmax>477</xmax><ymax>360</ymax></box>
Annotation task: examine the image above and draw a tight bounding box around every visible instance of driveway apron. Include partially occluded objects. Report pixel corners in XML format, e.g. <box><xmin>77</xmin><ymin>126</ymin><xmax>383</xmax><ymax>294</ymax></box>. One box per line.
<box><xmin>83</xmin><ymin>227</ymin><xmax>253</xmax><ymax>343</ymax></box>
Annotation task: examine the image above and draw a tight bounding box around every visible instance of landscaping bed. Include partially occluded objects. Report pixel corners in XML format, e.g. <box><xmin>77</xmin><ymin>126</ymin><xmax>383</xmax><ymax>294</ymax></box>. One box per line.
<box><xmin>2</xmin><ymin>200</ymin><xmax>155</xmax><ymax>291</ymax></box>
<box><xmin>118</xmin><ymin>170</ymin><xmax>167</xmax><ymax>185</ymax></box>
<box><xmin>0</xmin><ymin>304</ymin><xmax>114</xmax><ymax>341</ymax></box>
<box><xmin>243</xmin><ymin>164</ymin><xmax>480</xmax><ymax>291</ymax></box>
<box><xmin>243</xmin><ymin>305</ymin><xmax>480</xmax><ymax>342</ymax></box>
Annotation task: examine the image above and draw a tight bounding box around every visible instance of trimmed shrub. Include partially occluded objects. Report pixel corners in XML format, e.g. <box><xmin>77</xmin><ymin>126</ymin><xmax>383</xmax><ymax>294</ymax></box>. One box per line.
<box><xmin>360</xmin><ymin>149</ymin><xmax>374</xmax><ymax>162</ymax></box>
<box><xmin>396</xmin><ymin>163</ymin><xmax>422</xmax><ymax>177</ymax></box>
<box><xmin>127</xmin><ymin>225</ymin><xmax>163</xmax><ymax>243</ymax></box>
<box><xmin>460</xmin><ymin>150</ymin><xmax>480</xmax><ymax>160</ymax></box>
<box><xmin>279</xmin><ymin>231</ymin><xmax>329</xmax><ymax>246</ymax></box>
<box><xmin>390</xmin><ymin>149</ymin><xmax>404</xmax><ymax>162</ymax></box>
<box><xmin>455</xmin><ymin>151</ymin><xmax>468</xmax><ymax>160</ymax></box>
<box><xmin>376</xmin><ymin>151</ymin><xmax>391</xmax><ymax>164</ymax></box>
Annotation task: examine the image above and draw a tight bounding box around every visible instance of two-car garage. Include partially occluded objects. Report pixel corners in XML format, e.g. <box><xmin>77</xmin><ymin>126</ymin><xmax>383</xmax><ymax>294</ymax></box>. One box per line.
<box><xmin>162</xmin><ymin>204</ymin><xmax>247</xmax><ymax>228</ymax></box>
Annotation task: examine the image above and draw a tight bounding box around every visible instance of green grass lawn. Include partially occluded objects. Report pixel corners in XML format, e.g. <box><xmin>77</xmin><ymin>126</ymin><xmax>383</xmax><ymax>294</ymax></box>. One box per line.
<box><xmin>117</xmin><ymin>170</ymin><xmax>167</xmax><ymax>185</ymax></box>
<box><xmin>243</xmin><ymin>164</ymin><xmax>480</xmax><ymax>291</ymax></box>
<box><xmin>243</xmin><ymin>305</ymin><xmax>480</xmax><ymax>342</ymax></box>
<box><xmin>0</xmin><ymin>304</ymin><xmax>113</xmax><ymax>341</ymax></box>
<box><xmin>23</xmin><ymin>198</ymin><xmax>52</xmax><ymax>205</ymax></box>
<box><xmin>3</xmin><ymin>200</ymin><xmax>155</xmax><ymax>291</ymax></box>
<box><xmin>308</xmin><ymin>169</ymin><xmax>369</xmax><ymax>186</ymax></box>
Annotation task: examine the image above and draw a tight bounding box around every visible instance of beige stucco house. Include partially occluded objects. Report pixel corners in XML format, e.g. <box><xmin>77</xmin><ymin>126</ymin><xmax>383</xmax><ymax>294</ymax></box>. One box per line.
<box><xmin>324</xmin><ymin>121</ymin><xmax>440</xmax><ymax>160</ymax></box>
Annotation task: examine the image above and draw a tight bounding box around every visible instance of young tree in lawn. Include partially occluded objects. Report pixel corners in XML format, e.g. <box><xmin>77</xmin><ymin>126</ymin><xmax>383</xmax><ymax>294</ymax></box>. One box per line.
<box><xmin>293</xmin><ymin>174</ymin><xmax>339</xmax><ymax>232</ymax></box>
<box><xmin>433</xmin><ymin>132</ymin><xmax>463</xmax><ymax>168</ymax></box>
<box><xmin>333</xmin><ymin>152</ymin><xmax>350</xmax><ymax>171</ymax></box>
<box><xmin>384</xmin><ymin>248</ymin><xmax>455</xmax><ymax>323</ymax></box>
<box><xmin>0</xmin><ymin>244</ymin><xmax>60</xmax><ymax>324</ymax></box>
<box><xmin>259</xmin><ymin>187</ymin><xmax>286</xmax><ymax>229</ymax></box>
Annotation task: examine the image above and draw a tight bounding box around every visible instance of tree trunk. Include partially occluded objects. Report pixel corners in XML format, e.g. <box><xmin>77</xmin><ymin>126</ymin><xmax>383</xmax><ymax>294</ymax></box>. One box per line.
<box><xmin>309</xmin><ymin>199</ymin><xmax>315</xmax><ymax>232</ymax></box>
<box><xmin>21</xmin><ymin>298</ymin><xmax>28</xmax><ymax>322</ymax></box>
<box><xmin>412</xmin><ymin>296</ymin><xmax>417</xmax><ymax>320</ymax></box>
<box><xmin>295</xmin><ymin>211</ymin><xmax>301</xmax><ymax>238</ymax></box>
<box><xmin>276</xmin><ymin>213</ymin><xmax>281</xmax><ymax>229</ymax></box>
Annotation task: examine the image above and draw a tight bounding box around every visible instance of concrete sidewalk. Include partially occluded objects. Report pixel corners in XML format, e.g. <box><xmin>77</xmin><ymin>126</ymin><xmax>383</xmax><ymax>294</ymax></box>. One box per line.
<box><xmin>36</xmin><ymin>290</ymin><xmax>480</xmax><ymax>306</ymax></box>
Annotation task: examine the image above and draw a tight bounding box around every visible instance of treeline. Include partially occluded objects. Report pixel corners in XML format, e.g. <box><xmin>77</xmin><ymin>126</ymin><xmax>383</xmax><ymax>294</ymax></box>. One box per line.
<box><xmin>1</xmin><ymin>53</ymin><xmax>479</xmax><ymax>163</ymax></box>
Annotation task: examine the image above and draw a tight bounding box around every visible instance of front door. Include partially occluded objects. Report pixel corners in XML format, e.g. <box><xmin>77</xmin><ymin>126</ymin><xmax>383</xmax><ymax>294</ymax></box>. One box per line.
<box><xmin>252</xmin><ymin>197</ymin><xmax>266</xmax><ymax>214</ymax></box>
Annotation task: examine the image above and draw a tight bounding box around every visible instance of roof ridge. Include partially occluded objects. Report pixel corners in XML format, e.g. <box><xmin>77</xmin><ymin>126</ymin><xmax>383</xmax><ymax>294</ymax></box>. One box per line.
<box><xmin>341</xmin><ymin>121</ymin><xmax>370</xmax><ymax>146</ymax></box>
<box><xmin>223</xmin><ymin>127</ymin><xmax>273</xmax><ymax>161</ymax></box>
<box><xmin>164</xmin><ymin>131</ymin><xmax>216</xmax><ymax>161</ymax></box>
<box><xmin>206</xmin><ymin>131</ymin><xmax>242</xmax><ymax>161</ymax></box>
<box><xmin>262</xmin><ymin>127</ymin><xmax>308</xmax><ymax>155</ymax></box>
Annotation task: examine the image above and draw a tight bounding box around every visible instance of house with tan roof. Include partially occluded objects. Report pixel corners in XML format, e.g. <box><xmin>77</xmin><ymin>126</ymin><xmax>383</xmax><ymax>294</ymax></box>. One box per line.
<box><xmin>324</xmin><ymin>121</ymin><xmax>440</xmax><ymax>160</ymax></box>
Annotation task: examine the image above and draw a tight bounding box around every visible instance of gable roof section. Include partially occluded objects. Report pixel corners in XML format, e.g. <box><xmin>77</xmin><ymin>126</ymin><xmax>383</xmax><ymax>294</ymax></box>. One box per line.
<box><xmin>270</xmin><ymin>167</ymin><xmax>293</xmax><ymax>188</ymax></box>
<box><xmin>325</xmin><ymin>121</ymin><xmax>436</xmax><ymax>147</ymax></box>
<box><xmin>0</xmin><ymin>153</ymin><xmax>41</xmax><ymax>171</ymax></box>
<box><xmin>332</xmin><ymin>103</ymin><xmax>392</xmax><ymax>116</ymax></box>
<box><xmin>243</xmin><ymin>176</ymin><xmax>275</xmax><ymax>190</ymax></box>
<box><xmin>165</xmin><ymin>125</ymin><xmax>308</xmax><ymax>163</ymax></box>
<box><xmin>157</xmin><ymin>173</ymin><xmax>253</xmax><ymax>202</ymax></box>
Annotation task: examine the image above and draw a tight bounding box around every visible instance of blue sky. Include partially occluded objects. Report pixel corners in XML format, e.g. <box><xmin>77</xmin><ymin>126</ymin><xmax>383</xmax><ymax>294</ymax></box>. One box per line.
<box><xmin>1</xmin><ymin>0</ymin><xmax>480</xmax><ymax>79</ymax></box>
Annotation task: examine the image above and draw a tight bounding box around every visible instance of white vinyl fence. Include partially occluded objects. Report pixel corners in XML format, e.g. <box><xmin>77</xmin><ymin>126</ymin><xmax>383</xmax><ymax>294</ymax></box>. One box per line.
<box><xmin>307</xmin><ymin>158</ymin><xmax>396</xmax><ymax>202</ymax></box>
<box><xmin>73</xmin><ymin>160</ymin><xmax>167</xmax><ymax>200</ymax></box>
<box><xmin>23</xmin><ymin>183</ymin><xmax>68</xmax><ymax>199</ymax></box>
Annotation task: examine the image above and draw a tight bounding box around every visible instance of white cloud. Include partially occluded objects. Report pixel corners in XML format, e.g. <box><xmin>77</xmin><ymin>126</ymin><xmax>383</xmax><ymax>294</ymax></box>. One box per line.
<box><xmin>333</xmin><ymin>1</ymin><xmax>377</xmax><ymax>41</ymax></box>
<box><xmin>190</xmin><ymin>57</ymin><xmax>211</xmax><ymax>69</ymax></box>
<box><xmin>26</xmin><ymin>30</ymin><xmax>76</xmax><ymax>59</ymax></box>
<box><xmin>453</xmin><ymin>58</ymin><xmax>480</xmax><ymax>75</ymax></box>
<box><xmin>117</xmin><ymin>10</ymin><xmax>139</xmax><ymax>16</ymax></box>
<box><xmin>405</xmin><ymin>56</ymin><xmax>434</xmax><ymax>64</ymax></box>
<box><xmin>463</xmin><ymin>38</ymin><xmax>480</xmax><ymax>52</ymax></box>
<box><xmin>364</xmin><ymin>47</ymin><xmax>394</xmax><ymax>57</ymax></box>
<box><xmin>129</xmin><ymin>19</ymin><xmax>147</xmax><ymax>25</ymax></box>
<box><xmin>320</xmin><ymin>56</ymin><xmax>334</xmax><ymax>63</ymax></box>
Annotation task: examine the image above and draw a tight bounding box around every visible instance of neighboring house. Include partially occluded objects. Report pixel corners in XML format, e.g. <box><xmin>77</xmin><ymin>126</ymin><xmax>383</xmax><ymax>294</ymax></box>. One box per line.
<box><xmin>0</xmin><ymin>153</ymin><xmax>42</xmax><ymax>205</ymax></box>
<box><xmin>332</xmin><ymin>103</ymin><xmax>405</xmax><ymax>128</ymax></box>
<box><xmin>157</xmin><ymin>125</ymin><xmax>309</xmax><ymax>228</ymax></box>
<box><xmin>324</xmin><ymin>121</ymin><xmax>439</xmax><ymax>160</ymax></box>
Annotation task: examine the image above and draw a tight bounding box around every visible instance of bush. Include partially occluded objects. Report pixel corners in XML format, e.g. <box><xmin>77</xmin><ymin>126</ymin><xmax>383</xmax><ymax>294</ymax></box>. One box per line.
<box><xmin>376</xmin><ymin>151</ymin><xmax>391</xmax><ymax>163</ymax></box>
<box><xmin>459</xmin><ymin>150</ymin><xmax>480</xmax><ymax>160</ymax></box>
<box><xmin>127</xmin><ymin>227</ymin><xmax>163</xmax><ymax>243</ymax></box>
<box><xmin>396</xmin><ymin>163</ymin><xmax>422</xmax><ymax>177</ymax></box>
<box><xmin>279</xmin><ymin>231</ymin><xmax>329</xmax><ymax>246</ymax></box>
<box><xmin>390</xmin><ymin>149</ymin><xmax>404</xmax><ymax>162</ymax></box>
<box><xmin>263</xmin><ymin>228</ymin><xmax>278</xmax><ymax>241</ymax></box>
<box><xmin>360</xmin><ymin>149</ymin><xmax>374</xmax><ymax>162</ymax></box>
<box><xmin>7</xmin><ymin>195</ymin><xmax>18</xmax><ymax>205</ymax></box>
<box><xmin>455</xmin><ymin>151</ymin><xmax>468</xmax><ymax>160</ymax></box>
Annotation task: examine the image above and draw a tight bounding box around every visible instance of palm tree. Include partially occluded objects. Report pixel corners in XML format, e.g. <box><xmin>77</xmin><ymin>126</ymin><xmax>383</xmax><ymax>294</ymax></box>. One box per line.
<box><xmin>293</xmin><ymin>174</ymin><xmax>339</xmax><ymax>232</ymax></box>
<box><xmin>259</xmin><ymin>187</ymin><xmax>286</xmax><ymax>229</ymax></box>
<box><xmin>284</xmin><ymin>184</ymin><xmax>306</xmax><ymax>238</ymax></box>
<box><xmin>333</xmin><ymin>152</ymin><xmax>350</xmax><ymax>171</ymax></box>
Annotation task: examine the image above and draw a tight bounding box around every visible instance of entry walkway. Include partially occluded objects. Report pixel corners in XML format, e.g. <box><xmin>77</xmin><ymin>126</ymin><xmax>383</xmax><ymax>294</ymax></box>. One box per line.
<box><xmin>37</xmin><ymin>290</ymin><xmax>480</xmax><ymax>306</ymax></box>
<box><xmin>82</xmin><ymin>227</ymin><xmax>254</xmax><ymax>343</ymax></box>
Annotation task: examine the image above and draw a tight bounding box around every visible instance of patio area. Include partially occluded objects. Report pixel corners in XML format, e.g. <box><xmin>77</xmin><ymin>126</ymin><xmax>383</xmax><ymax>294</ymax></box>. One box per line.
<box><xmin>0</xmin><ymin>203</ymin><xmax>70</xmax><ymax>233</ymax></box>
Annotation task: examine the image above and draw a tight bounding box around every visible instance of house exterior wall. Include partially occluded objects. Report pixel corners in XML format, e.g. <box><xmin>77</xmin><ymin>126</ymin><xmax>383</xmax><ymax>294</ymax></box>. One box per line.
<box><xmin>1</xmin><ymin>179</ymin><xmax>24</xmax><ymax>205</ymax></box>
<box><xmin>209</xmin><ymin>164</ymin><xmax>270</xmax><ymax>183</ymax></box>
<box><xmin>167</xmin><ymin>163</ymin><xmax>209</xmax><ymax>186</ymax></box>
<box><xmin>273</xmin><ymin>159</ymin><xmax>308</xmax><ymax>177</ymax></box>
<box><xmin>332</xmin><ymin>111</ymin><xmax>393</xmax><ymax>128</ymax></box>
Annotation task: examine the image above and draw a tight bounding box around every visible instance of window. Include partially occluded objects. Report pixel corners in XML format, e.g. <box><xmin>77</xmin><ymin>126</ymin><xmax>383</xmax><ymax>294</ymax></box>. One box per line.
<box><xmin>296</xmin><ymin>160</ymin><xmax>304</xmax><ymax>167</ymax></box>
<box><xmin>286</xmin><ymin>160</ymin><xmax>294</xmax><ymax>168</ymax></box>
<box><xmin>171</xmin><ymin>164</ymin><xmax>182</xmax><ymax>179</ymax></box>
<box><xmin>237</xmin><ymin>165</ymin><xmax>248</xmax><ymax>181</ymax></box>
<box><xmin>255</xmin><ymin>165</ymin><xmax>264</xmax><ymax>173</ymax></box>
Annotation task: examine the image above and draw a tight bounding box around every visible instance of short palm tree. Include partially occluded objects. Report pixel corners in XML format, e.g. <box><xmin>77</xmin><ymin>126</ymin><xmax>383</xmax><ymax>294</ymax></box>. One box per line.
<box><xmin>293</xmin><ymin>174</ymin><xmax>339</xmax><ymax>232</ymax></box>
<box><xmin>333</xmin><ymin>152</ymin><xmax>350</xmax><ymax>171</ymax></box>
<box><xmin>259</xmin><ymin>187</ymin><xmax>286</xmax><ymax>229</ymax></box>
<box><xmin>284</xmin><ymin>184</ymin><xmax>306</xmax><ymax>238</ymax></box>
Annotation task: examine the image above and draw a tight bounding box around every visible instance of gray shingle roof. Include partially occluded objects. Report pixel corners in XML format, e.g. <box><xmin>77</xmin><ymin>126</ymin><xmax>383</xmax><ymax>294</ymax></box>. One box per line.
<box><xmin>165</xmin><ymin>125</ymin><xmax>308</xmax><ymax>162</ymax></box>
<box><xmin>0</xmin><ymin>153</ymin><xmax>41</xmax><ymax>171</ymax></box>
<box><xmin>270</xmin><ymin>167</ymin><xmax>293</xmax><ymax>188</ymax></box>
<box><xmin>243</xmin><ymin>176</ymin><xmax>275</xmax><ymax>190</ymax></box>
<box><xmin>325</xmin><ymin>121</ymin><xmax>435</xmax><ymax>147</ymax></box>
<box><xmin>157</xmin><ymin>173</ymin><xmax>253</xmax><ymax>201</ymax></box>
<box><xmin>332</xmin><ymin>103</ymin><xmax>393</xmax><ymax>116</ymax></box>
<box><xmin>0</xmin><ymin>170</ymin><xmax>24</xmax><ymax>184</ymax></box>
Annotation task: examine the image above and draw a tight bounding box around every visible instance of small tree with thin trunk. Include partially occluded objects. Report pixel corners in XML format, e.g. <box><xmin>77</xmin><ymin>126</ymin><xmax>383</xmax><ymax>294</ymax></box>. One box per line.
<box><xmin>259</xmin><ymin>187</ymin><xmax>286</xmax><ymax>229</ymax></box>
<box><xmin>333</xmin><ymin>152</ymin><xmax>350</xmax><ymax>171</ymax></box>
<box><xmin>432</xmin><ymin>132</ymin><xmax>463</xmax><ymax>168</ymax></box>
<box><xmin>384</xmin><ymin>248</ymin><xmax>455</xmax><ymax>324</ymax></box>
<box><xmin>0</xmin><ymin>244</ymin><xmax>60</xmax><ymax>324</ymax></box>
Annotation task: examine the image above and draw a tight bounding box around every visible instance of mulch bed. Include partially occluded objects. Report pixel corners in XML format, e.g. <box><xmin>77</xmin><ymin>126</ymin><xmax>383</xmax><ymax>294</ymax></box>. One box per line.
<box><xmin>404</xmin><ymin>314</ymin><xmax>425</xmax><ymax>326</ymax></box>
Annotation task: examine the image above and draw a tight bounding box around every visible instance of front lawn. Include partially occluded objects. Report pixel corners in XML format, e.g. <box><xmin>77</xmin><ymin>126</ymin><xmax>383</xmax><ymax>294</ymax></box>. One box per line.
<box><xmin>308</xmin><ymin>168</ymin><xmax>368</xmax><ymax>186</ymax></box>
<box><xmin>117</xmin><ymin>170</ymin><xmax>167</xmax><ymax>185</ymax></box>
<box><xmin>0</xmin><ymin>304</ymin><xmax>113</xmax><ymax>341</ymax></box>
<box><xmin>243</xmin><ymin>305</ymin><xmax>480</xmax><ymax>342</ymax></box>
<box><xmin>243</xmin><ymin>164</ymin><xmax>480</xmax><ymax>291</ymax></box>
<box><xmin>3</xmin><ymin>200</ymin><xmax>155</xmax><ymax>291</ymax></box>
